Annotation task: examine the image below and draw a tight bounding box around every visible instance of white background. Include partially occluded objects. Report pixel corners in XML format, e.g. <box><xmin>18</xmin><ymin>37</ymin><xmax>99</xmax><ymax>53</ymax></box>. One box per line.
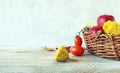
<box><xmin>0</xmin><ymin>0</ymin><xmax>120</xmax><ymax>48</ymax></box>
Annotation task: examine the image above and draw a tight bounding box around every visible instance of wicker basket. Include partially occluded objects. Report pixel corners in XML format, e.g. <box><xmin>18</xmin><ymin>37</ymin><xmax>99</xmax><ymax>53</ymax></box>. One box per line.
<box><xmin>82</xmin><ymin>30</ymin><xmax>120</xmax><ymax>60</ymax></box>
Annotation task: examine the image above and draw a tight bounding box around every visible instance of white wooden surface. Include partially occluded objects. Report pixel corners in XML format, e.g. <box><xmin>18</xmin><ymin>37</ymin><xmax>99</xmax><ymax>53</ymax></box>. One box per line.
<box><xmin>0</xmin><ymin>47</ymin><xmax>120</xmax><ymax>73</ymax></box>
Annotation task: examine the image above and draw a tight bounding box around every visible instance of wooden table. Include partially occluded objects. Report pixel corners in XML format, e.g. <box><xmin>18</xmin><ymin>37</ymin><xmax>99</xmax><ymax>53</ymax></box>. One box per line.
<box><xmin>0</xmin><ymin>47</ymin><xmax>120</xmax><ymax>73</ymax></box>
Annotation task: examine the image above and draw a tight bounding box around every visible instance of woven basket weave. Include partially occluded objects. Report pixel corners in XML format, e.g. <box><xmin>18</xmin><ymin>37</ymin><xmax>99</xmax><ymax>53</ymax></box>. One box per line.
<box><xmin>82</xmin><ymin>30</ymin><xmax>120</xmax><ymax>60</ymax></box>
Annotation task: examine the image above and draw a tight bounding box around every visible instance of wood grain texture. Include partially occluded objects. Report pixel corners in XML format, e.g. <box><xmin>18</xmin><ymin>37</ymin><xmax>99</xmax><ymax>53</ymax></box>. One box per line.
<box><xmin>0</xmin><ymin>47</ymin><xmax>120</xmax><ymax>73</ymax></box>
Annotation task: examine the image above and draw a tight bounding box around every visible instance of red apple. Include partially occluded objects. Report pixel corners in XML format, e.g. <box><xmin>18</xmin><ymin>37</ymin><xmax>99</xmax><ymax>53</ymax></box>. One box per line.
<box><xmin>97</xmin><ymin>14</ymin><xmax>115</xmax><ymax>27</ymax></box>
<box><xmin>89</xmin><ymin>26</ymin><xmax>102</xmax><ymax>34</ymax></box>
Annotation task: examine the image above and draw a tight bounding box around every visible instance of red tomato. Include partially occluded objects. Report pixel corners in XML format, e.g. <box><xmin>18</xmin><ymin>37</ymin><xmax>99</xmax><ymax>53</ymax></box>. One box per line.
<box><xmin>69</xmin><ymin>46</ymin><xmax>84</xmax><ymax>56</ymax></box>
<box><xmin>74</xmin><ymin>35</ymin><xmax>82</xmax><ymax>46</ymax></box>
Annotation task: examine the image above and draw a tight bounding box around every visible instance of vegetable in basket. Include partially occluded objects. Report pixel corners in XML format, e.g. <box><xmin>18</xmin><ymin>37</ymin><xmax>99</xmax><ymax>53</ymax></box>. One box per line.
<box><xmin>88</xmin><ymin>14</ymin><xmax>115</xmax><ymax>34</ymax></box>
<box><xmin>103</xmin><ymin>21</ymin><xmax>120</xmax><ymax>35</ymax></box>
<box><xmin>97</xmin><ymin>14</ymin><xmax>115</xmax><ymax>27</ymax></box>
<box><xmin>89</xmin><ymin>26</ymin><xmax>103</xmax><ymax>34</ymax></box>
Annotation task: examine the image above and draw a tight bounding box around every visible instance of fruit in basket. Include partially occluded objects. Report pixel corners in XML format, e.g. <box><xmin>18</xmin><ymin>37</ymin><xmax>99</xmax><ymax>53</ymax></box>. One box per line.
<box><xmin>89</xmin><ymin>26</ymin><xmax>102</xmax><ymax>34</ymax></box>
<box><xmin>103</xmin><ymin>20</ymin><xmax>120</xmax><ymax>35</ymax></box>
<box><xmin>54</xmin><ymin>46</ymin><xmax>69</xmax><ymax>62</ymax></box>
<box><xmin>74</xmin><ymin>35</ymin><xmax>82</xmax><ymax>46</ymax></box>
<box><xmin>69</xmin><ymin>46</ymin><xmax>84</xmax><ymax>56</ymax></box>
<box><xmin>97</xmin><ymin>14</ymin><xmax>115</xmax><ymax>27</ymax></box>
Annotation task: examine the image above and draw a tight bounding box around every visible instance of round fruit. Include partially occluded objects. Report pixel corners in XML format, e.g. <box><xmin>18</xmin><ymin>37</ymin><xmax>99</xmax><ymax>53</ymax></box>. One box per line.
<box><xmin>74</xmin><ymin>35</ymin><xmax>82</xmax><ymax>46</ymax></box>
<box><xmin>69</xmin><ymin>46</ymin><xmax>84</xmax><ymax>56</ymax></box>
<box><xmin>97</xmin><ymin>14</ymin><xmax>115</xmax><ymax>27</ymax></box>
<box><xmin>89</xmin><ymin>26</ymin><xmax>102</xmax><ymax>34</ymax></box>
